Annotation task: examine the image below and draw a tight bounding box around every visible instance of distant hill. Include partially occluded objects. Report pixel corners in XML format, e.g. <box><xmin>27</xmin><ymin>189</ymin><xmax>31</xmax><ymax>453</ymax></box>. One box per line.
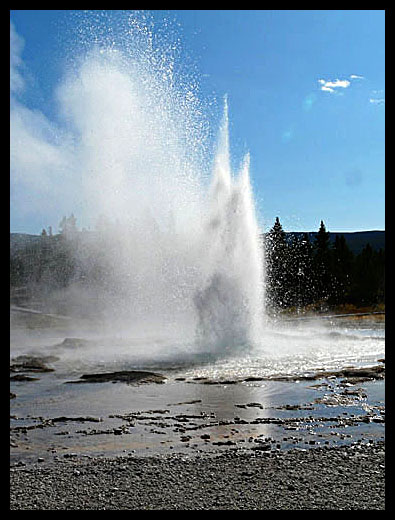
<box><xmin>10</xmin><ymin>230</ymin><xmax>385</xmax><ymax>257</ymax></box>
<box><xmin>285</xmin><ymin>230</ymin><xmax>385</xmax><ymax>255</ymax></box>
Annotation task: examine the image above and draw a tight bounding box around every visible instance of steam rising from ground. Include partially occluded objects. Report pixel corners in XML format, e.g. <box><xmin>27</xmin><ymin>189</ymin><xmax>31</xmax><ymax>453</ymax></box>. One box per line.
<box><xmin>10</xmin><ymin>13</ymin><xmax>264</xmax><ymax>354</ymax></box>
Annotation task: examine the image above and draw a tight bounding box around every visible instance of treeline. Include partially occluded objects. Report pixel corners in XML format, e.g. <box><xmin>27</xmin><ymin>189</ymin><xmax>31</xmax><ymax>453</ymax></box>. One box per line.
<box><xmin>11</xmin><ymin>215</ymin><xmax>137</xmax><ymax>306</ymax></box>
<box><xmin>264</xmin><ymin>217</ymin><xmax>385</xmax><ymax>310</ymax></box>
<box><xmin>10</xmin><ymin>214</ymin><xmax>94</xmax><ymax>301</ymax></box>
<box><xmin>10</xmin><ymin>233</ymin><xmax>78</xmax><ymax>299</ymax></box>
<box><xmin>10</xmin><ymin>214</ymin><xmax>385</xmax><ymax>311</ymax></box>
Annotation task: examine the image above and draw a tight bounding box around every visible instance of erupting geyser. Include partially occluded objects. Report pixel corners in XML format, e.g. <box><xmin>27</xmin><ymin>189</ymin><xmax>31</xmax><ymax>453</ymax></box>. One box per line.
<box><xmin>12</xmin><ymin>13</ymin><xmax>265</xmax><ymax>353</ymax></box>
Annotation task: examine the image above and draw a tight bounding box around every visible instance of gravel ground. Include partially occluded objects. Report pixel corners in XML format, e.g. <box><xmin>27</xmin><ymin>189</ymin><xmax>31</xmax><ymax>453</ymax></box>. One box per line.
<box><xmin>10</xmin><ymin>441</ymin><xmax>385</xmax><ymax>510</ymax></box>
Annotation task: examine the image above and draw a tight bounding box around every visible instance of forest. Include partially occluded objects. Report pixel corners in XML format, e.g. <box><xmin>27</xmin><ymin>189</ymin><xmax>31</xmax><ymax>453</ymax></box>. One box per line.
<box><xmin>265</xmin><ymin>218</ymin><xmax>385</xmax><ymax>312</ymax></box>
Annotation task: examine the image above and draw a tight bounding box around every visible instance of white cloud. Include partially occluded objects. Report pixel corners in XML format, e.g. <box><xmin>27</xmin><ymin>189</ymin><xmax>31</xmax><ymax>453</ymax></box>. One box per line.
<box><xmin>318</xmin><ymin>74</ymin><xmax>365</xmax><ymax>94</ymax></box>
<box><xmin>10</xmin><ymin>22</ymin><xmax>77</xmax><ymax>220</ymax></box>
<box><xmin>10</xmin><ymin>102</ymin><xmax>73</xmax><ymax>187</ymax></box>
<box><xmin>318</xmin><ymin>78</ymin><xmax>351</xmax><ymax>92</ymax></box>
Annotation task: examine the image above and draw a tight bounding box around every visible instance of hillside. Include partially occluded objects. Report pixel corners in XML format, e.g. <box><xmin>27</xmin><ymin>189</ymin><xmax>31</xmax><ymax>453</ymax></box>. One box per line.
<box><xmin>11</xmin><ymin>230</ymin><xmax>385</xmax><ymax>256</ymax></box>
<box><xmin>285</xmin><ymin>230</ymin><xmax>385</xmax><ymax>254</ymax></box>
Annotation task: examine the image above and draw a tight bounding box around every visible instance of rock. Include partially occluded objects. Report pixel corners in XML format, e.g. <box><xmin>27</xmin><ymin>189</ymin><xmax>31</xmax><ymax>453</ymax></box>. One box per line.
<box><xmin>251</xmin><ymin>443</ymin><xmax>271</xmax><ymax>451</ymax></box>
<box><xmin>51</xmin><ymin>416</ymin><xmax>102</xmax><ymax>423</ymax></box>
<box><xmin>243</xmin><ymin>376</ymin><xmax>265</xmax><ymax>382</ymax></box>
<box><xmin>340</xmin><ymin>366</ymin><xmax>385</xmax><ymax>380</ymax></box>
<box><xmin>67</xmin><ymin>370</ymin><xmax>166</xmax><ymax>385</ymax></box>
<box><xmin>266</xmin><ymin>364</ymin><xmax>385</xmax><ymax>383</ymax></box>
<box><xmin>201</xmin><ymin>379</ymin><xmax>238</xmax><ymax>385</ymax></box>
<box><xmin>56</xmin><ymin>338</ymin><xmax>92</xmax><ymax>349</ymax></box>
<box><xmin>10</xmin><ymin>374</ymin><xmax>40</xmax><ymax>382</ymax></box>
<box><xmin>10</xmin><ymin>355</ymin><xmax>58</xmax><ymax>373</ymax></box>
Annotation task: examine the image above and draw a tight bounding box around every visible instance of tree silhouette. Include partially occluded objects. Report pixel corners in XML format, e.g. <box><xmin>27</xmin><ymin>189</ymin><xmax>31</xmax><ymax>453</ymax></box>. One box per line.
<box><xmin>287</xmin><ymin>233</ymin><xmax>315</xmax><ymax>308</ymax></box>
<box><xmin>265</xmin><ymin>217</ymin><xmax>289</xmax><ymax>308</ymax></box>
<box><xmin>329</xmin><ymin>234</ymin><xmax>354</xmax><ymax>304</ymax></box>
<box><xmin>349</xmin><ymin>244</ymin><xmax>384</xmax><ymax>305</ymax></box>
<box><xmin>312</xmin><ymin>220</ymin><xmax>333</xmax><ymax>303</ymax></box>
<box><xmin>59</xmin><ymin>214</ymin><xmax>78</xmax><ymax>236</ymax></box>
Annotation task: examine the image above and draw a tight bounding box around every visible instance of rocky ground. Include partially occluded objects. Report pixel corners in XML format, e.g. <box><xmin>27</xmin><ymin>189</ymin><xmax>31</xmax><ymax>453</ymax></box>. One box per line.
<box><xmin>10</xmin><ymin>440</ymin><xmax>385</xmax><ymax>510</ymax></box>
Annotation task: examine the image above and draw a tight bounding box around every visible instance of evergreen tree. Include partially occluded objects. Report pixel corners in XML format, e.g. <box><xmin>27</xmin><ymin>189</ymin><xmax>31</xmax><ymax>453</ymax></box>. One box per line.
<box><xmin>265</xmin><ymin>217</ymin><xmax>289</xmax><ymax>308</ymax></box>
<box><xmin>350</xmin><ymin>243</ymin><xmax>384</xmax><ymax>305</ymax></box>
<box><xmin>375</xmin><ymin>248</ymin><xmax>385</xmax><ymax>303</ymax></box>
<box><xmin>329</xmin><ymin>234</ymin><xmax>354</xmax><ymax>304</ymax></box>
<box><xmin>59</xmin><ymin>214</ymin><xmax>78</xmax><ymax>237</ymax></box>
<box><xmin>287</xmin><ymin>233</ymin><xmax>315</xmax><ymax>307</ymax></box>
<box><xmin>312</xmin><ymin>220</ymin><xmax>333</xmax><ymax>304</ymax></box>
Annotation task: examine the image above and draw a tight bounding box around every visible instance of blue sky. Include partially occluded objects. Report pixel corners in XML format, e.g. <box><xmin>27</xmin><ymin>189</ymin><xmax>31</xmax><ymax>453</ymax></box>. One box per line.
<box><xmin>10</xmin><ymin>10</ymin><xmax>385</xmax><ymax>234</ymax></box>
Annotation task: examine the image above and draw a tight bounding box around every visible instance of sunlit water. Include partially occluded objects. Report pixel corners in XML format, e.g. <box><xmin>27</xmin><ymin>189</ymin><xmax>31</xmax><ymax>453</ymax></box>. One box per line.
<box><xmin>10</xmin><ymin>317</ymin><xmax>385</xmax><ymax>383</ymax></box>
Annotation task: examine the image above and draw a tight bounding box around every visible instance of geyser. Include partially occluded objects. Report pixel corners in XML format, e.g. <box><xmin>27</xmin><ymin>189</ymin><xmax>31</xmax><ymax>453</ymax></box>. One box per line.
<box><xmin>12</xmin><ymin>13</ymin><xmax>265</xmax><ymax>353</ymax></box>
<box><xmin>194</xmin><ymin>97</ymin><xmax>264</xmax><ymax>350</ymax></box>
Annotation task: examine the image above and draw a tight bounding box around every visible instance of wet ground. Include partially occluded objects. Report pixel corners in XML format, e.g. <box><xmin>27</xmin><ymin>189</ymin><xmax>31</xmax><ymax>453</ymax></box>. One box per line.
<box><xmin>10</xmin><ymin>309</ymin><xmax>385</xmax><ymax>469</ymax></box>
<box><xmin>9</xmin><ymin>313</ymin><xmax>386</xmax><ymax>510</ymax></box>
<box><xmin>10</xmin><ymin>354</ymin><xmax>385</xmax><ymax>467</ymax></box>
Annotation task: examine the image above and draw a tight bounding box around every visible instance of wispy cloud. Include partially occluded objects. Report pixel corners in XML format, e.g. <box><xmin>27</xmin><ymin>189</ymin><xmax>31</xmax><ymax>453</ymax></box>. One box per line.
<box><xmin>369</xmin><ymin>89</ymin><xmax>385</xmax><ymax>105</ymax></box>
<box><xmin>318</xmin><ymin>74</ymin><xmax>384</xmax><ymax>106</ymax></box>
<box><xmin>369</xmin><ymin>97</ymin><xmax>385</xmax><ymax>105</ymax></box>
<box><xmin>10</xmin><ymin>21</ymin><xmax>25</xmax><ymax>94</ymax></box>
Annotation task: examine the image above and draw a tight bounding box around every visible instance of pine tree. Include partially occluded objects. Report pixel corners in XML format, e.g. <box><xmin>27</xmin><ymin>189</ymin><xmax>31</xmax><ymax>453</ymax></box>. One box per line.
<box><xmin>265</xmin><ymin>217</ymin><xmax>289</xmax><ymax>309</ymax></box>
<box><xmin>330</xmin><ymin>234</ymin><xmax>354</xmax><ymax>304</ymax></box>
<box><xmin>350</xmin><ymin>243</ymin><xmax>383</xmax><ymax>305</ymax></box>
<box><xmin>287</xmin><ymin>233</ymin><xmax>315</xmax><ymax>308</ymax></box>
<box><xmin>312</xmin><ymin>220</ymin><xmax>333</xmax><ymax>304</ymax></box>
<box><xmin>59</xmin><ymin>214</ymin><xmax>78</xmax><ymax>237</ymax></box>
